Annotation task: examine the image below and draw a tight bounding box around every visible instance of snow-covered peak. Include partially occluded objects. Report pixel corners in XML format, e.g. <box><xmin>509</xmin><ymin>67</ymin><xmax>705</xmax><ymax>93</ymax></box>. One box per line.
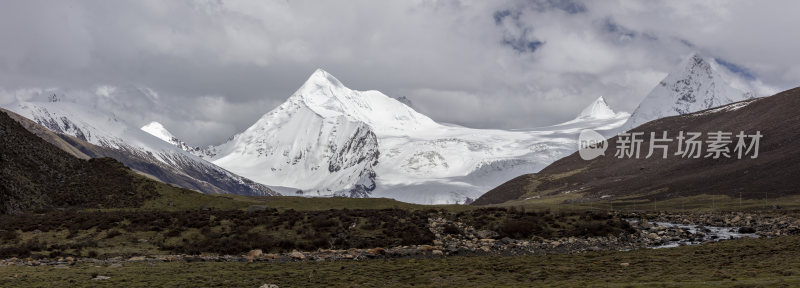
<box><xmin>275</xmin><ymin>69</ymin><xmax>438</xmax><ymax>134</ymax></box>
<box><xmin>576</xmin><ymin>96</ymin><xmax>618</xmax><ymax>119</ymax></box>
<box><xmin>621</xmin><ymin>53</ymin><xmax>755</xmax><ymax>130</ymax></box>
<box><xmin>296</xmin><ymin>69</ymin><xmax>345</xmax><ymax>96</ymax></box>
<box><xmin>140</xmin><ymin>121</ymin><xmax>175</xmax><ymax>143</ymax></box>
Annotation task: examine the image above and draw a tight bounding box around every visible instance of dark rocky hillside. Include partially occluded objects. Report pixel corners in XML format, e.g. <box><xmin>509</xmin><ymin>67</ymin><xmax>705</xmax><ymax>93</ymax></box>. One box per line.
<box><xmin>475</xmin><ymin>87</ymin><xmax>800</xmax><ymax>206</ymax></box>
<box><xmin>0</xmin><ymin>111</ymin><xmax>160</xmax><ymax>214</ymax></box>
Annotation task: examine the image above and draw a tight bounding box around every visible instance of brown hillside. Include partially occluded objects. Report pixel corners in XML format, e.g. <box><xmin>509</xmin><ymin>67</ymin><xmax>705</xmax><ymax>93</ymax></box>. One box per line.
<box><xmin>474</xmin><ymin>87</ymin><xmax>800</xmax><ymax>206</ymax></box>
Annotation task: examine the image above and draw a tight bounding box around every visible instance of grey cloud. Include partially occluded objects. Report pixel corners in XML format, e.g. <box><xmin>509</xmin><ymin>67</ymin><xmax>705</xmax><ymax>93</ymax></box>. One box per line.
<box><xmin>0</xmin><ymin>0</ymin><xmax>796</xmax><ymax>146</ymax></box>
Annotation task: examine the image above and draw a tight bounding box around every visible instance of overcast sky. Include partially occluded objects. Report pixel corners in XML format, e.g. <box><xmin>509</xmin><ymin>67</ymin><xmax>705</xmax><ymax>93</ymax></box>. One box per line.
<box><xmin>0</xmin><ymin>0</ymin><xmax>797</xmax><ymax>146</ymax></box>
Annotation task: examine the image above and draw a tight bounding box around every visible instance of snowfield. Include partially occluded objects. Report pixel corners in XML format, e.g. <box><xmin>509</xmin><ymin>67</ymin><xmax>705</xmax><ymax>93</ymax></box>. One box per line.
<box><xmin>187</xmin><ymin>69</ymin><xmax>630</xmax><ymax>204</ymax></box>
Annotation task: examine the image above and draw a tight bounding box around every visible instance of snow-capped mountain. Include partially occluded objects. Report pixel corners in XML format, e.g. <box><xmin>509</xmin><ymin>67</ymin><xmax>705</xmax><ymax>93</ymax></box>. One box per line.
<box><xmin>4</xmin><ymin>99</ymin><xmax>277</xmax><ymax>197</ymax></box>
<box><xmin>621</xmin><ymin>53</ymin><xmax>756</xmax><ymax>131</ymax></box>
<box><xmin>172</xmin><ymin>69</ymin><xmax>629</xmax><ymax>204</ymax></box>
<box><xmin>576</xmin><ymin>96</ymin><xmax>622</xmax><ymax>120</ymax></box>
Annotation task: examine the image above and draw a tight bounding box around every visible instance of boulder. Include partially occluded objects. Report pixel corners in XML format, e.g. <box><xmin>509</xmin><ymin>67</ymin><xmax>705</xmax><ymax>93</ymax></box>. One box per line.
<box><xmin>366</xmin><ymin>248</ymin><xmax>386</xmax><ymax>255</ymax></box>
<box><xmin>500</xmin><ymin>237</ymin><xmax>515</xmax><ymax>244</ymax></box>
<box><xmin>417</xmin><ymin>245</ymin><xmax>436</xmax><ymax>251</ymax></box>
<box><xmin>475</xmin><ymin>230</ymin><xmax>499</xmax><ymax>239</ymax></box>
<box><xmin>246</xmin><ymin>249</ymin><xmax>263</xmax><ymax>258</ymax></box>
<box><xmin>290</xmin><ymin>251</ymin><xmax>306</xmax><ymax>260</ymax></box>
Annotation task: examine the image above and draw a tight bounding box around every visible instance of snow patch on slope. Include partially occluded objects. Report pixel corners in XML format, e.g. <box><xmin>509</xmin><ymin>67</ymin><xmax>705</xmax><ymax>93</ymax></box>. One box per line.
<box><xmin>141</xmin><ymin>121</ymin><xmax>175</xmax><ymax>144</ymax></box>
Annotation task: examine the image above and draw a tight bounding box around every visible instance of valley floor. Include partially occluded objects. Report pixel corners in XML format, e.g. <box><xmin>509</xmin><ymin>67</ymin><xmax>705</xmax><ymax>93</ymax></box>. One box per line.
<box><xmin>1</xmin><ymin>236</ymin><xmax>798</xmax><ymax>287</ymax></box>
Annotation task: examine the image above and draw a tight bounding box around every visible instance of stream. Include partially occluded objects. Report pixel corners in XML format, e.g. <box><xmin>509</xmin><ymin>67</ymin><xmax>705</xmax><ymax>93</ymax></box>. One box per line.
<box><xmin>627</xmin><ymin>220</ymin><xmax>760</xmax><ymax>249</ymax></box>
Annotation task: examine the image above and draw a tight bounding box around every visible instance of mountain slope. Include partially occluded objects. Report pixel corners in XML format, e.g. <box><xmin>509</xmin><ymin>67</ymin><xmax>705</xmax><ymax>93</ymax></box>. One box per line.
<box><xmin>0</xmin><ymin>110</ymin><xmax>162</xmax><ymax>214</ymax></box>
<box><xmin>182</xmin><ymin>69</ymin><xmax>630</xmax><ymax>204</ymax></box>
<box><xmin>3</xmin><ymin>101</ymin><xmax>277</xmax><ymax>197</ymax></box>
<box><xmin>621</xmin><ymin>53</ymin><xmax>755</xmax><ymax>131</ymax></box>
<box><xmin>474</xmin><ymin>87</ymin><xmax>800</xmax><ymax>206</ymax></box>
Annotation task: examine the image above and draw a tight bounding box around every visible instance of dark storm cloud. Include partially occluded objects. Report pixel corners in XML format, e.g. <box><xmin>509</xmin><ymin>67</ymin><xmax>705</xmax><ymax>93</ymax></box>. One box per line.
<box><xmin>0</xmin><ymin>0</ymin><xmax>796</xmax><ymax>145</ymax></box>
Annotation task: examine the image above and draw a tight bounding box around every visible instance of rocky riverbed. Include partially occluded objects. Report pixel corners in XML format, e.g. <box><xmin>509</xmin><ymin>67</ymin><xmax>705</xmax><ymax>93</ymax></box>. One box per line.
<box><xmin>2</xmin><ymin>212</ymin><xmax>798</xmax><ymax>267</ymax></box>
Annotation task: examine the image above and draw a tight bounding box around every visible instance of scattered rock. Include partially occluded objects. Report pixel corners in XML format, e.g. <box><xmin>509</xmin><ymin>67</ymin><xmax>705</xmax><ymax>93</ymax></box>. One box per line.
<box><xmin>475</xmin><ymin>230</ymin><xmax>499</xmax><ymax>239</ymax></box>
<box><xmin>92</xmin><ymin>275</ymin><xmax>111</xmax><ymax>281</ymax></box>
<box><xmin>417</xmin><ymin>245</ymin><xmax>435</xmax><ymax>251</ymax></box>
<box><xmin>259</xmin><ymin>284</ymin><xmax>280</xmax><ymax>288</ymax></box>
<box><xmin>290</xmin><ymin>251</ymin><xmax>306</xmax><ymax>260</ymax></box>
<box><xmin>366</xmin><ymin>248</ymin><xmax>386</xmax><ymax>255</ymax></box>
<box><xmin>432</xmin><ymin>250</ymin><xmax>443</xmax><ymax>256</ymax></box>
<box><xmin>245</xmin><ymin>249</ymin><xmax>263</xmax><ymax>261</ymax></box>
<box><xmin>619</xmin><ymin>262</ymin><xmax>630</xmax><ymax>267</ymax></box>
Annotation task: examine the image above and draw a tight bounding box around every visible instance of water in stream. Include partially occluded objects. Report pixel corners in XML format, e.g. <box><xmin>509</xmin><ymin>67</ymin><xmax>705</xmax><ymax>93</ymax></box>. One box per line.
<box><xmin>628</xmin><ymin>220</ymin><xmax>760</xmax><ymax>249</ymax></box>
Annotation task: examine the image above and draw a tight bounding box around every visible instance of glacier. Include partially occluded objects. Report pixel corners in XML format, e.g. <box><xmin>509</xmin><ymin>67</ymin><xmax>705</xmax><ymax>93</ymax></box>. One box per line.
<box><xmin>185</xmin><ymin>69</ymin><xmax>630</xmax><ymax>204</ymax></box>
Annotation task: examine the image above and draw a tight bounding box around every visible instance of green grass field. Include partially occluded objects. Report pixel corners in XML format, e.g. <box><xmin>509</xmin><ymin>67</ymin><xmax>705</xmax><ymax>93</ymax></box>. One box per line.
<box><xmin>2</xmin><ymin>236</ymin><xmax>798</xmax><ymax>287</ymax></box>
<box><xmin>492</xmin><ymin>192</ymin><xmax>800</xmax><ymax>213</ymax></box>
